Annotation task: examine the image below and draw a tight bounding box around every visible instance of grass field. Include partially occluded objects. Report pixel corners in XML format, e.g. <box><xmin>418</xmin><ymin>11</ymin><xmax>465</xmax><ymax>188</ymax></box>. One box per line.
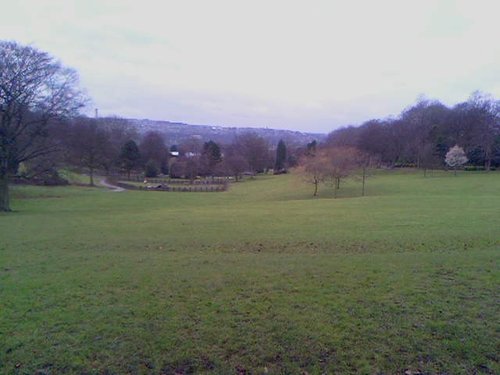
<box><xmin>1</xmin><ymin>170</ymin><xmax>499</xmax><ymax>374</ymax></box>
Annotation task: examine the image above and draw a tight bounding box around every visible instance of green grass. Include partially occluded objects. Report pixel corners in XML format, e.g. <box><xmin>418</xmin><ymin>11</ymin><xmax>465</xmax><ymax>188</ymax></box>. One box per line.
<box><xmin>1</xmin><ymin>170</ymin><xmax>499</xmax><ymax>374</ymax></box>
<box><xmin>58</xmin><ymin>169</ymin><xmax>91</xmax><ymax>185</ymax></box>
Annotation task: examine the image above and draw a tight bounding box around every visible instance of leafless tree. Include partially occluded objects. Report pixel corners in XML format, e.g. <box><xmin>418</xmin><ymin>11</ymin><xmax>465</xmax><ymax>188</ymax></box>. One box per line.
<box><xmin>179</xmin><ymin>136</ymin><xmax>203</xmax><ymax>156</ymax></box>
<box><xmin>297</xmin><ymin>151</ymin><xmax>330</xmax><ymax>197</ymax></box>
<box><xmin>0</xmin><ymin>41</ymin><xmax>86</xmax><ymax>211</ymax></box>
<box><xmin>169</xmin><ymin>156</ymin><xmax>199</xmax><ymax>180</ymax></box>
<box><xmin>66</xmin><ymin>117</ymin><xmax>111</xmax><ymax>186</ymax></box>
<box><xmin>220</xmin><ymin>144</ymin><xmax>248</xmax><ymax>181</ymax></box>
<box><xmin>298</xmin><ymin>146</ymin><xmax>367</xmax><ymax>197</ymax></box>
<box><xmin>140</xmin><ymin>131</ymin><xmax>168</xmax><ymax>174</ymax></box>
<box><xmin>324</xmin><ymin>147</ymin><xmax>363</xmax><ymax>197</ymax></box>
<box><xmin>463</xmin><ymin>91</ymin><xmax>499</xmax><ymax>170</ymax></box>
<box><xmin>99</xmin><ymin>117</ymin><xmax>138</xmax><ymax>175</ymax></box>
<box><xmin>400</xmin><ymin>98</ymin><xmax>450</xmax><ymax>168</ymax></box>
<box><xmin>234</xmin><ymin>132</ymin><xmax>271</xmax><ymax>175</ymax></box>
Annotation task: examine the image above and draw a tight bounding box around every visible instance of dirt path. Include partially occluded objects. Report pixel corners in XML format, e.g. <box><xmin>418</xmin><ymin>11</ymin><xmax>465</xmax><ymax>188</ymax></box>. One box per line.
<box><xmin>99</xmin><ymin>178</ymin><xmax>125</xmax><ymax>192</ymax></box>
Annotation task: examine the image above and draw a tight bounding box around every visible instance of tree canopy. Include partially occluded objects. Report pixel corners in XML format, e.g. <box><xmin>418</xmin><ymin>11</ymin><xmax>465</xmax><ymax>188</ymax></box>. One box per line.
<box><xmin>0</xmin><ymin>41</ymin><xmax>86</xmax><ymax>211</ymax></box>
<box><xmin>326</xmin><ymin>93</ymin><xmax>500</xmax><ymax>170</ymax></box>
<box><xmin>119</xmin><ymin>140</ymin><xmax>141</xmax><ymax>179</ymax></box>
<box><xmin>445</xmin><ymin>145</ymin><xmax>468</xmax><ymax>174</ymax></box>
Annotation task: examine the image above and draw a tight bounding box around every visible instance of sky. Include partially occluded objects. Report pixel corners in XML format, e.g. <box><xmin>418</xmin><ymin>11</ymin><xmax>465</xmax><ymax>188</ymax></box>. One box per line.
<box><xmin>1</xmin><ymin>0</ymin><xmax>499</xmax><ymax>133</ymax></box>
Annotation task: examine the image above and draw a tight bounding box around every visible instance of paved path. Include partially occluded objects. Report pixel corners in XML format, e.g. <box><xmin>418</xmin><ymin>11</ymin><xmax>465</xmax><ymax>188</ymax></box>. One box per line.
<box><xmin>99</xmin><ymin>178</ymin><xmax>125</xmax><ymax>192</ymax></box>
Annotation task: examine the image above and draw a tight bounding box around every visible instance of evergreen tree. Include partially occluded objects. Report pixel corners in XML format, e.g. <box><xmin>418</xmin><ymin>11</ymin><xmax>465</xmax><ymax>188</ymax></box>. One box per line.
<box><xmin>145</xmin><ymin>159</ymin><xmax>159</xmax><ymax>178</ymax></box>
<box><xmin>201</xmin><ymin>140</ymin><xmax>222</xmax><ymax>175</ymax></box>
<box><xmin>119</xmin><ymin>140</ymin><xmax>141</xmax><ymax>179</ymax></box>
<box><xmin>274</xmin><ymin>139</ymin><xmax>288</xmax><ymax>173</ymax></box>
<box><xmin>203</xmin><ymin>141</ymin><xmax>222</xmax><ymax>163</ymax></box>
<box><xmin>306</xmin><ymin>140</ymin><xmax>317</xmax><ymax>156</ymax></box>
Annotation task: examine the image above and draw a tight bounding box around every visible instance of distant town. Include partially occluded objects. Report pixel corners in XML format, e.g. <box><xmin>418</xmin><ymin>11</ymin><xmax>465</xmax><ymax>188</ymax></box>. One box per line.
<box><xmin>128</xmin><ymin>118</ymin><xmax>324</xmax><ymax>146</ymax></box>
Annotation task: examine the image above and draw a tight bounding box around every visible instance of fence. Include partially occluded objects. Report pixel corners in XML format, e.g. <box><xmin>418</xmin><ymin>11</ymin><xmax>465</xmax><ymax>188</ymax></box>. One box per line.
<box><xmin>115</xmin><ymin>174</ymin><xmax>229</xmax><ymax>186</ymax></box>
<box><xmin>138</xmin><ymin>184</ymin><xmax>228</xmax><ymax>192</ymax></box>
<box><xmin>112</xmin><ymin>180</ymin><xmax>228</xmax><ymax>193</ymax></box>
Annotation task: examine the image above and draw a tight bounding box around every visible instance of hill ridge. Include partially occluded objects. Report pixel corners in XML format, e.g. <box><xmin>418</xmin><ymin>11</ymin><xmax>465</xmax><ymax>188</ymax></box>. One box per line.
<box><xmin>128</xmin><ymin>118</ymin><xmax>325</xmax><ymax>146</ymax></box>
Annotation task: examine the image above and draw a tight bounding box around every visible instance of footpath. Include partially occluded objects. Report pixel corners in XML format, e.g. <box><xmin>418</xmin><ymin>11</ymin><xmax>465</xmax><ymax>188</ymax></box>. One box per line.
<box><xmin>99</xmin><ymin>178</ymin><xmax>125</xmax><ymax>192</ymax></box>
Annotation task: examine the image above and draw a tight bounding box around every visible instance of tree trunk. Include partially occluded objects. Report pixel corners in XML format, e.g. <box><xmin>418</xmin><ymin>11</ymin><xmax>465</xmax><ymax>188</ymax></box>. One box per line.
<box><xmin>313</xmin><ymin>179</ymin><xmax>318</xmax><ymax>196</ymax></box>
<box><xmin>89</xmin><ymin>167</ymin><xmax>95</xmax><ymax>186</ymax></box>
<box><xmin>362</xmin><ymin>167</ymin><xmax>366</xmax><ymax>196</ymax></box>
<box><xmin>485</xmin><ymin>146</ymin><xmax>492</xmax><ymax>172</ymax></box>
<box><xmin>485</xmin><ymin>158</ymin><xmax>491</xmax><ymax>172</ymax></box>
<box><xmin>0</xmin><ymin>174</ymin><xmax>11</xmax><ymax>212</ymax></box>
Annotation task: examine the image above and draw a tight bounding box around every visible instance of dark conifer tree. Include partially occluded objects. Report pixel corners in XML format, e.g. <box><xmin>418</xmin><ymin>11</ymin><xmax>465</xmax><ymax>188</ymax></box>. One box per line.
<box><xmin>201</xmin><ymin>140</ymin><xmax>222</xmax><ymax>175</ymax></box>
<box><xmin>274</xmin><ymin>139</ymin><xmax>288</xmax><ymax>173</ymax></box>
<box><xmin>119</xmin><ymin>140</ymin><xmax>141</xmax><ymax>179</ymax></box>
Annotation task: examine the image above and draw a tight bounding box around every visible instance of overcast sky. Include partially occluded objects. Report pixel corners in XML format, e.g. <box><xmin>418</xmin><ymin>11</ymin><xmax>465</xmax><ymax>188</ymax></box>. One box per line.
<box><xmin>1</xmin><ymin>0</ymin><xmax>499</xmax><ymax>133</ymax></box>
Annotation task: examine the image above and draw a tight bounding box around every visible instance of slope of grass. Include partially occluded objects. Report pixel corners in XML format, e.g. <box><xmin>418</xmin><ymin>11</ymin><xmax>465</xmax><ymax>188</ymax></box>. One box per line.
<box><xmin>1</xmin><ymin>171</ymin><xmax>499</xmax><ymax>374</ymax></box>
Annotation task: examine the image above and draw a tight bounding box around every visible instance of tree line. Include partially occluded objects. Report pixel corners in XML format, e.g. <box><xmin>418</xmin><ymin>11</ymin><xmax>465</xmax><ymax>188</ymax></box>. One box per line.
<box><xmin>297</xmin><ymin>94</ymin><xmax>500</xmax><ymax>197</ymax></box>
<box><xmin>57</xmin><ymin>118</ymin><xmax>293</xmax><ymax>184</ymax></box>
<box><xmin>325</xmin><ymin>94</ymin><xmax>500</xmax><ymax>171</ymax></box>
<box><xmin>1</xmin><ymin>41</ymin><xmax>301</xmax><ymax>211</ymax></box>
<box><xmin>2</xmin><ymin>40</ymin><xmax>500</xmax><ymax>210</ymax></box>
<box><xmin>17</xmin><ymin>114</ymin><xmax>296</xmax><ymax>184</ymax></box>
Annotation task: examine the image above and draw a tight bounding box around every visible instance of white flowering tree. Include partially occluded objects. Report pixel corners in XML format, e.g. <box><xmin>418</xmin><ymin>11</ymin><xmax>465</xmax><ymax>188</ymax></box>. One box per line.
<box><xmin>445</xmin><ymin>145</ymin><xmax>468</xmax><ymax>175</ymax></box>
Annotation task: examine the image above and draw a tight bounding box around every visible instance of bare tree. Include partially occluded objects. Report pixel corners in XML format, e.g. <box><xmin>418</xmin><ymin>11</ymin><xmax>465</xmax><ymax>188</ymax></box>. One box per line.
<box><xmin>358</xmin><ymin>151</ymin><xmax>374</xmax><ymax>196</ymax></box>
<box><xmin>234</xmin><ymin>132</ymin><xmax>271</xmax><ymax>175</ymax></box>
<box><xmin>66</xmin><ymin>117</ymin><xmax>112</xmax><ymax>186</ymax></box>
<box><xmin>99</xmin><ymin>117</ymin><xmax>138</xmax><ymax>175</ymax></box>
<box><xmin>325</xmin><ymin>126</ymin><xmax>360</xmax><ymax>148</ymax></box>
<box><xmin>0</xmin><ymin>41</ymin><xmax>86</xmax><ymax>211</ymax></box>
<box><xmin>356</xmin><ymin>119</ymin><xmax>401</xmax><ymax>165</ymax></box>
<box><xmin>168</xmin><ymin>156</ymin><xmax>199</xmax><ymax>180</ymax></box>
<box><xmin>297</xmin><ymin>152</ymin><xmax>330</xmax><ymax>197</ymax></box>
<box><xmin>325</xmin><ymin>147</ymin><xmax>363</xmax><ymax>197</ymax></box>
<box><xmin>464</xmin><ymin>92</ymin><xmax>499</xmax><ymax>170</ymax></box>
<box><xmin>179</xmin><ymin>136</ymin><xmax>203</xmax><ymax>156</ymax></box>
<box><xmin>298</xmin><ymin>146</ymin><xmax>366</xmax><ymax>197</ymax></box>
<box><xmin>140</xmin><ymin>131</ymin><xmax>168</xmax><ymax>175</ymax></box>
<box><xmin>400</xmin><ymin>98</ymin><xmax>450</xmax><ymax>168</ymax></box>
<box><xmin>220</xmin><ymin>144</ymin><xmax>248</xmax><ymax>181</ymax></box>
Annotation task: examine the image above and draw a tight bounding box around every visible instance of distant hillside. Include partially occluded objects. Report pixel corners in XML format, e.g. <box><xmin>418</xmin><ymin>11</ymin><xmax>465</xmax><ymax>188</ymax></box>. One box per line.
<box><xmin>128</xmin><ymin>119</ymin><xmax>325</xmax><ymax>146</ymax></box>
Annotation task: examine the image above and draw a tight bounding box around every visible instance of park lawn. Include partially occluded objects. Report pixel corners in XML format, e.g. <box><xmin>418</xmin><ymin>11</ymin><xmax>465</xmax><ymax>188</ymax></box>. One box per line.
<box><xmin>0</xmin><ymin>170</ymin><xmax>499</xmax><ymax>374</ymax></box>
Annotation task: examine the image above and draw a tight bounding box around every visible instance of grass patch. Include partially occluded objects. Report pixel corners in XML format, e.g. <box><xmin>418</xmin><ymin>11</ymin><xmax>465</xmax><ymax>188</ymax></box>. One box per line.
<box><xmin>1</xmin><ymin>170</ymin><xmax>499</xmax><ymax>374</ymax></box>
<box><xmin>58</xmin><ymin>169</ymin><xmax>92</xmax><ymax>185</ymax></box>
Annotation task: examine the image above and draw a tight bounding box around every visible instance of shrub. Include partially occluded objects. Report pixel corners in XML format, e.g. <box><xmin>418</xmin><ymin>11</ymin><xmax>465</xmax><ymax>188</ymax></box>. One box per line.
<box><xmin>464</xmin><ymin>165</ymin><xmax>486</xmax><ymax>171</ymax></box>
<box><xmin>145</xmin><ymin>160</ymin><xmax>159</xmax><ymax>178</ymax></box>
